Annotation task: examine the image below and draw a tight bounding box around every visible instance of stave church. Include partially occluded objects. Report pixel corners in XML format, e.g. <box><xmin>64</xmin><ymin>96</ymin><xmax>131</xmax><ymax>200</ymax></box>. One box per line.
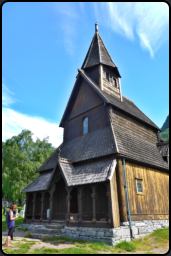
<box><xmin>22</xmin><ymin>23</ymin><xmax>169</xmax><ymax>229</ymax></box>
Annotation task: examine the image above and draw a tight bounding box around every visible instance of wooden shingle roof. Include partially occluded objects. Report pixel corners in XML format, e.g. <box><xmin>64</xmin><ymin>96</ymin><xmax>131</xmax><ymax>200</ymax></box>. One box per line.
<box><xmin>81</xmin><ymin>27</ymin><xmax>121</xmax><ymax>77</ymax></box>
<box><xmin>157</xmin><ymin>141</ymin><xmax>169</xmax><ymax>157</ymax></box>
<box><xmin>21</xmin><ymin>171</ymin><xmax>53</xmax><ymax>193</ymax></box>
<box><xmin>113</xmin><ymin>120</ymin><xmax>169</xmax><ymax>170</ymax></box>
<box><xmin>59</xmin><ymin>157</ymin><xmax>116</xmax><ymax>186</ymax></box>
<box><xmin>60</xmin><ymin>126</ymin><xmax>117</xmax><ymax>163</ymax></box>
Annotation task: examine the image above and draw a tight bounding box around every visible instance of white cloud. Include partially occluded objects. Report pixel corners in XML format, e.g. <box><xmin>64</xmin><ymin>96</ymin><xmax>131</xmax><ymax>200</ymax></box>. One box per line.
<box><xmin>93</xmin><ymin>2</ymin><xmax>169</xmax><ymax>57</ymax></box>
<box><xmin>2</xmin><ymin>83</ymin><xmax>16</xmax><ymax>107</ymax></box>
<box><xmin>2</xmin><ymin>84</ymin><xmax>63</xmax><ymax>148</ymax></box>
<box><xmin>53</xmin><ymin>3</ymin><xmax>79</xmax><ymax>55</ymax></box>
<box><xmin>2</xmin><ymin>107</ymin><xmax>63</xmax><ymax>148</ymax></box>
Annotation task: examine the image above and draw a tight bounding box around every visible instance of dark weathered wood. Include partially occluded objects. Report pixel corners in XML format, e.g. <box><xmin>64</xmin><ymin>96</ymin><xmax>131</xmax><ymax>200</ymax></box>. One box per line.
<box><xmin>32</xmin><ymin>193</ymin><xmax>36</xmax><ymax>221</ymax></box>
<box><xmin>78</xmin><ymin>187</ymin><xmax>83</xmax><ymax>222</ymax></box>
<box><xmin>69</xmin><ymin>80</ymin><xmax>103</xmax><ymax>120</ymax></box>
<box><xmin>65</xmin><ymin>103</ymin><xmax>109</xmax><ymax>143</ymax></box>
<box><xmin>40</xmin><ymin>192</ymin><xmax>45</xmax><ymax>221</ymax></box>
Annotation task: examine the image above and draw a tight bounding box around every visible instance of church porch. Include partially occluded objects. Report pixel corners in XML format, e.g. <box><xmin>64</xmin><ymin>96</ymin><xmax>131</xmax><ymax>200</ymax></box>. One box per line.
<box><xmin>24</xmin><ymin>180</ymin><xmax>113</xmax><ymax>228</ymax></box>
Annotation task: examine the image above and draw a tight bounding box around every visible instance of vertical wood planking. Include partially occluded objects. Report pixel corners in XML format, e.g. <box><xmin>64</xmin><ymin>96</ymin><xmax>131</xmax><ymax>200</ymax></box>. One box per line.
<box><xmin>124</xmin><ymin>161</ymin><xmax>169</xmax><ymax>220</ymax></box>
<box><xmin>110</xmin><ymin>167</ymin><xmax>120</xmax><ymax>227</ymax></box>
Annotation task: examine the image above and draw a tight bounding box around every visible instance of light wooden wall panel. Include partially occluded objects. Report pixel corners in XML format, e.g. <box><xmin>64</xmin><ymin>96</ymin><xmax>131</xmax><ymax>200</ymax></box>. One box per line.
<box><xmin>110</xmin><ymin>168</ymin><xmax>120</xmax><ymax>227</ymax></box>
<box><xmin>124</xmin><ymin>161</ymin><xmax>169</xmax><ymax>220</ymax></box>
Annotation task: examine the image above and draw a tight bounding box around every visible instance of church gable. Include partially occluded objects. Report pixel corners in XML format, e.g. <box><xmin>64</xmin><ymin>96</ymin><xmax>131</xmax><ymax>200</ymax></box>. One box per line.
<box><xmin>69</xmin><ymin>79</ymin><xmax>103</xmax><ymax>120</ymax></box>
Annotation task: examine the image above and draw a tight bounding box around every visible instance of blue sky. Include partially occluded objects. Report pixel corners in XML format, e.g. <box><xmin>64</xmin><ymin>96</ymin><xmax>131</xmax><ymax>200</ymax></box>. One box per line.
<box><xmin>2</xmin><ymin>2</ymin><xmax>169</xmax><ymax>147</ymax></box>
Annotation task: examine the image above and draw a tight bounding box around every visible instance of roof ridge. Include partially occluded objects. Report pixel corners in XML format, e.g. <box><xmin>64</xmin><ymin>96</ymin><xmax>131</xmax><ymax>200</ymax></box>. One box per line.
<box><xmin>131</xmin><ymin>101</ymin><xmax>160</xmax><ymax>131</ymax></box>
<box><xmin>122</xmin><ymin>95</ymin><xmax>134</xmax><ymax>103</ymax></box>
<box><xmin>97</xmin><ymin>33</ymin><xmax>101</xmax><ymax>63</ymax></box>
<box><xmin>36</xmin><ymin>142</ymin><xmax>63</xmax><ymax>172</ymax></box>
<box><xmin>82</xmin><ymin>33</ymin><xmax>96</xmax><ymax>69</ymax></box>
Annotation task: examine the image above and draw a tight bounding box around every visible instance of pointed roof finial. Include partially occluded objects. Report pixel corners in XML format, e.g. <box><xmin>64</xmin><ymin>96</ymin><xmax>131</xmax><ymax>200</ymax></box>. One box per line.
<box><xmin>95</xmin><ymin>22</ymin><xmax>98</xmax><ymax>32</ymax></box>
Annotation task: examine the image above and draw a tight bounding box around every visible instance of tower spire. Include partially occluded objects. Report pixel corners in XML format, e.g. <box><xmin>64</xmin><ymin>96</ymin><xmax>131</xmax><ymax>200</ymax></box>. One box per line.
<box><xmin>95</xmin><ymin>22</ymin><xmax>98</xmax><ymax>32</ymax></box>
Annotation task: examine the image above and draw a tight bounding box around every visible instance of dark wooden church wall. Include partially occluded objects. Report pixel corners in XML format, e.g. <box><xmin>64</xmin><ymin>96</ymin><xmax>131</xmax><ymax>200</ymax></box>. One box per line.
<box><xmin>69</xmin><ymin>80</ymin><xmax>103</xmax><ymax>120</ymax></box>
<box><xmin>26</xmin><ymin>194</ymin><xmax>34</xmax><ymax>219</ymax></box>
<box><xmin>70</xmin><ymin>188</ymin><xmax>78</xmax><ymax>214</ymax></box>
<box><xmin>96</xmin><ymin>184</ymin><xmax>108</xmax><ymax>221</ymax></box>
<box><xmin>43</xmin><ymin>191</ymin><xmax>50</xmax><ymax>219</ymax></box>
<box><xmin>82</xmin><ymin>186</ymin><xmax>93</xmax><ymax>221</ymax></box>
<box><xmin>64</xmin><ymin>104</ymin><xmax>109</xmax><ymax>143</ymax></box>
<box><xmin>52</xmin><ymin>180</ymin><xmax>67</xmax><ymax>220</ymax></box>
<box><xmin>35</xmin><ymin>193</ymin><xmax>42</xmax><ymax>219</ymax></box>
<box><xmin>84</xmin><ymin>65</ymin><xmax>99</xmax><ymax>85</ymax></box>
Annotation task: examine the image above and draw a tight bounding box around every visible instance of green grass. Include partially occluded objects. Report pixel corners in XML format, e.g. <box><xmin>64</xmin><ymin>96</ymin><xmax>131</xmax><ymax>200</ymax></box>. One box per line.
<box><xmin>25</xmin><ymin>232</ymin><xmax>31</xmax><ymax>238</ymax></box>
<box><xmin>59</xmin><ymin>247</ymin><xmax>98</xmax><ymax>254</ymax></box>
<box><xmin>115</xmin><ymin>240</ymin><xmax>136</xmax><ymax>252</ymax></box>
<box><xmin>88</xmin><ymin>241</ymin><xmax>111</xmax><ymax>252</ymax></box>
<box><xmin>129</xmin><ymin>237</ymin><xmax>153</xmax><ymax>251</ymax></box>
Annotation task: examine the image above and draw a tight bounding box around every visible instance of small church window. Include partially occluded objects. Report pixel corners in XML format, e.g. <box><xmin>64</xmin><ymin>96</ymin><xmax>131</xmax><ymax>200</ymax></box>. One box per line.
<box><xmin>83</xmin><ymin>117</ymin><xmax>88</xmax><ymax>135</ymax></box>
<box><xmin>136</xmin><ymin>179</ymin><xmax>143</xmax><ymax>193</ymax></box>
<box><xmin>113</xmin><ymin>78</ymin><xmax>116</xmax><ymax>87</ymax></box>
<box><xmin>106</xmin><ymin>73</ymin><xmax>109</xmax><ymax>81</ymax></box>
<box><xmin>103</xmin><ymin>70</ymin><xmax>106</xmax><ymax>78</ymax></box>
<box><xmin>110</xmin><ymin>74</ymin><xmax>113</xmax><ymax>84</ymax></box>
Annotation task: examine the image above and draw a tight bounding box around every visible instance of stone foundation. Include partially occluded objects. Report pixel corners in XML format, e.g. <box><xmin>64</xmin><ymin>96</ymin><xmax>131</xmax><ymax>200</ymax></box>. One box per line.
<box><xmin>21</xmin><ymin>219</ymin><xmax>169</xmax><ymax>246</ymax></box>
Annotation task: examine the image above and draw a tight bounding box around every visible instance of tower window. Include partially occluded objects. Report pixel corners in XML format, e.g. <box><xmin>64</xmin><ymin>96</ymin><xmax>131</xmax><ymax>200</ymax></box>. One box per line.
<box><xmin>106</xmin><ymin>73</ymin><xmax>109</xmax><ymax>81</ymax></box>
<box><xmin>113</xmin><ymin>78</ymin><xmax>116</xmax><ymax>87</ymax></box>
<box><xmin>83</xmin><ymin>117</ymin><xmax>88</xmax><ymax>135</ymax></box>
<box><xmin>110</xmin><ymin>74</ymin><xmax>113</xmax><ymax>84</ymax></box>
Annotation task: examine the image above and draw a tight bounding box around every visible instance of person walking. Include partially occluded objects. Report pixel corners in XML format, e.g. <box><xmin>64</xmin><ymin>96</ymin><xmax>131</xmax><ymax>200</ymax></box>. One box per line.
<box><xmin>4</xmin><ymin>204</ymin><xmax>18</xmax><ymax>247</ymax></box>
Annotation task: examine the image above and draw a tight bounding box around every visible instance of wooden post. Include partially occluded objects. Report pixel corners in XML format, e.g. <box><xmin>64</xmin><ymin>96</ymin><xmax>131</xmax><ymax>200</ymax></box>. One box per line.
<box><xmin>91</xmin><ymin>192</ymin><xmax>97</xmax><ymax>222</ymax></box>
<box><xmin>106</xmin><ymin>190</ymin><xmax>112</xmax><ymax>225</ymax></box>
<box><xmin>40</xmin><ymin>192</ymin><xmax>45</xmax><ymax>221</ymax></box>
<box><xmin>66</xmin><ymin>195</ymin><xmax>72</xmax><ymax>222</ymax></box>
<box><xmin>116</xmin><ymin>159</ymin><xmax>128</xmax><ymax>221</ymax></box>
<box><xmin>78</xmin><ymin>188</ymin><xmax>83</xmax><ymax>223</ymax></box>
<box><xmin>49</xmin><ymin>195</ymin><xmax>53</xmax><ymax>222</ymax></box>
<box><xmin>32</xmin><ymin>193</ymin><xmax>36</xmax><ymax>221</ymax></box>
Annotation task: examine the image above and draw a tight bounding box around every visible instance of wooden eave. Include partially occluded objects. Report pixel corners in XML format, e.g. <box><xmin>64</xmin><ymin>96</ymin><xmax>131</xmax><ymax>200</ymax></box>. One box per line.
<box><xmin>118</xmin><ymin>154</ymin><xmax>169</xmax><ymax>173</ymax></box>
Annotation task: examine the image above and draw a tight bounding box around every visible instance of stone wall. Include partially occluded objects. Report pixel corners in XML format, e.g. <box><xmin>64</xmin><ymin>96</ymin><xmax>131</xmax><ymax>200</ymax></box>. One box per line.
<box><xmin>21</xmin><ymin>219</ymin><xmax>169</xmax><ymax>246</ymax></box>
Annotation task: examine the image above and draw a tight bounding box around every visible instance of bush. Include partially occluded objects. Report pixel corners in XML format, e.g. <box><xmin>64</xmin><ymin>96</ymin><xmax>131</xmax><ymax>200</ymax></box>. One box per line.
<box><xmin>17</xmin><ymin>206</ymin><xmax>23</xmax><ymax>213</ymax></box>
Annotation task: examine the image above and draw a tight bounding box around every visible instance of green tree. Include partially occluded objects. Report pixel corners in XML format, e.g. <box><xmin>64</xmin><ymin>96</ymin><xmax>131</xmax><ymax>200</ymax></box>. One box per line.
<box><xmin>2</xmin><ymin>130</ymin><xmax>55</xmax><ymax>204</ymax></box>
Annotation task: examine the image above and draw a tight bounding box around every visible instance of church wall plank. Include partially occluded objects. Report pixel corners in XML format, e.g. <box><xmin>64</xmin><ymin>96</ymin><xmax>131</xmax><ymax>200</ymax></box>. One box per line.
<box><xmin>110</xmin><ymin>167</ymin><xmax>120</xmax><ymax>227</ymax></box>
<box><xmin>125</xmin><ymin>161</ymin><xmax>169</xmax><ymax>219</ymax></box>
<box><xmin>69</xmin><ymin>80</ymin><xmax>103</xmax><ymax>120</ymax></box>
